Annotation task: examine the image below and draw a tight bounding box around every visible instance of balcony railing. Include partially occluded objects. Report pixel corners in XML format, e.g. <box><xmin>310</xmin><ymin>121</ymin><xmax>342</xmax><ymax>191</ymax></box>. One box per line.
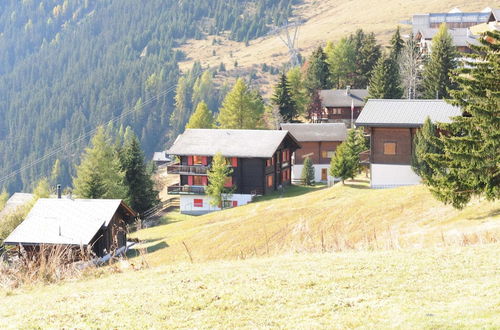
<box><xmin>359</xmin><ymin>149</ymin><xmax>370</xmax><ymax>164</ymax></box>
<box><xmin>167</xmin><ymin>164</ymin><xmax>210</xmax><ymax>175</ymax></box>
<box><xmin>167</xmin><ymin>185</ymin><xmax>206</xmax><ymax>195</ymax></box>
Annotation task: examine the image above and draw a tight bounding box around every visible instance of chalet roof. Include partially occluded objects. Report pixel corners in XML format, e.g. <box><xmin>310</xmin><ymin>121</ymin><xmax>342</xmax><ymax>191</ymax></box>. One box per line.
<box><xmin>355</xmin><ymin>99</ymin><xmax>461</xmax><ymax>128</ymax></box>
<box><xmin>491</xmin><ymin>9</ymin><xmax>500</xmax><ymax>22</ymax></box>
<box><xmin>280</xmin><ymin>123</ymin><xmax>347</xmax><ymax>142</ymax></box>
<box><xmin>4</xmin><ymin>199</ymin><xmax>136</xmax><ymax>246</ymax></box>
<box><xmin>319</xmin><ymin>89</ymin><xmax>368</xmax><ymax>108</ymax></box>
<box><xmin>153</xmin><ymin>151</ymin><xmax>170</xmax><ymax>162</ymax></box>
<box><xmin>0</xmin><ymin>193</ymin><xmax>34</xmax><ymax>220</ymax></box>
<box><xmin>167</xmin><ymin>129</ymin><xmax>299</xmax><ymax>158</ymax></box>
<box><xmin>416</xmin><ymin>27</ymin><xmax>479</xmax><ymax>46</ymax></box>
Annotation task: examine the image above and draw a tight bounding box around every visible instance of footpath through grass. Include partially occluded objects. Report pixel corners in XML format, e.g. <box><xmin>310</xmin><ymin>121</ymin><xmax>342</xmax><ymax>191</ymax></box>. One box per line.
<box><xmin>1</xmin><ymin>244</ymin><xmax>499</xmax><ymax>328</ymax></box>
<box><xmin>130</xmin><ymin>182</ymin><xmax>499</xmax><ymax>266</ymax></box>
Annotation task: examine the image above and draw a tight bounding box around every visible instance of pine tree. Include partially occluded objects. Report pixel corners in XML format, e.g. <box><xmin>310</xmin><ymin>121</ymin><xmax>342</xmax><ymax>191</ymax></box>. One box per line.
<box><xmin>329</xmin><ymin>128</ymin><xmax>366</xmax><ymax>183</ymax></box>
<box><xmin>301</xmin><ymin>157</ymin><xmax>315</xmax><ymax>185</ymax></box>
<box><xmin>217</xmin><ymin>78</ymin><xmax>264</xmax><ymax>129</ymax></box>
<box><xmin>350</xmin><ymin>30</ymin><xmax>381</xmax><ymax>88</ymax></box>
<box><xmin>367</xmin><ymin>55</ymin><xmax>403</xmax><ymax>99</ymax></box>
<box><xmin>390</xmin><ymin>26</ymin><xmax>404</xmax><ymax>60</ymax></box>
<box><xmin>272</xmin><ymin>73</ymin><xmax>297</xmax><ymax>122</ymax></box>
<box><xmin>73</xmin><ymin>127</ymin><xmax>128</xmax><ymax>200</ymax></box>
<box><xmin>411</xmin><ymin>117</ymin><xmax>441</xmax><ymax>183</ymax></box>
<box><xmin>33</xmin><ymin>178</ymin><xmax>51</xmax><ymax>199</ymax></box>
<box><xmin>120</xmin><ymin>130</ymin><xmax>159</xmax><ymax>214</ymax></box>
<box><xmin>423</xmin><ymin>23</ymin><xmax>458</xmax><ymax>99</ymax></box>
<box><xmin>186</xmin><ymin>102</ymin><xmax>215</xmax><ymax>129</ymax></box>
<box><xmin>206</xmin><ymin>153</ymin><xmax>233</xmax><ymax>208</ymax></box>
<box><xmin>304</xmin><ymin>46</ymin><xmax>331</xmax><ymax>93</ymax></box>
<box><xmin>424</xmin><ymin>31</ymin><xmax>500</xmax><ymax>209</ymax></box>
<box><xmin>325</xmin><ymin>38</ymin><xmax>356</xmax><ymax>89</ymax></box>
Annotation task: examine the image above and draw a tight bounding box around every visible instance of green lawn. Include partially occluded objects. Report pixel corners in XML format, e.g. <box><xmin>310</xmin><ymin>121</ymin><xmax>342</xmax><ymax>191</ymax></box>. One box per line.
<box><xmin>1</xmin><ymin>244</ymin><xmax>499</xmax><ymax>328</ymax></box>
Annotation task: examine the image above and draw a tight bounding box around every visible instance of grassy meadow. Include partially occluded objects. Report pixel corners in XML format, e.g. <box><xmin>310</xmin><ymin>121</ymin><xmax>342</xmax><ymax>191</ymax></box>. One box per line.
<box><xmin>1</xmin><ymin>245</ymin><xmax>499</xmax><ymax>328</ymax></box>
<box><xmin>130</xmin><ymin>181</ymin><xmax>499</xmax><ymax>266</ymax></box>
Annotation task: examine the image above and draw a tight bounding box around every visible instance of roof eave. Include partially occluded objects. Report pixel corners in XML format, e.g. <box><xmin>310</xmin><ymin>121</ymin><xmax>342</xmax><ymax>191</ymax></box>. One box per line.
<box><xmin>356</xmin><ymin>123</ymin><xmax>423</xmax><ymax>128</ymax></box>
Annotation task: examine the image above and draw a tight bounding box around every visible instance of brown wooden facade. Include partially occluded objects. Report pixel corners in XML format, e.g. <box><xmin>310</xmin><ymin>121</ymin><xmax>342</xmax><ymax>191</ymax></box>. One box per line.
<box><xmin>366</xmin><ymin>127</ymin><xmax>418</xmax><ymax>165</ymax></box>
<box><xmin>91</xmin><ymin>205</ymin><xmax>134</xmax><ymax>257</ymax></box>
<box><xmin>322</xmin><ymin>106</ymin><xmax>363</xmax><ymax>121</ymax></box>
<box><xmin>293</xmin><ymin>141</ymin><xmax>341</xmax><ymax>165</ymax></box>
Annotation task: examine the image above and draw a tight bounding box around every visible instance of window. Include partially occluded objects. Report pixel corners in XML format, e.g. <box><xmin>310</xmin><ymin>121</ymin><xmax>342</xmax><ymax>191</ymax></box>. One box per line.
<box><xmin>222</xmin><ymin>200</ymin><xmax>237</xmax><ymax>208</ymax></box>
<box><xmin>224</xmin><ymin>176</ymin><xmax>233</xmax><ymax>187</ymax></box>
<box><xmin>321</xmin><ymin>168</ymin><xmax>328</xmax><ymax>181</ymax></box>
<box><xmin>267</xmin><ymin>174</ymin><xmax>273</xmax><ymax>188</ymax></box>
<box><xmin>383</xmin><ymin>142</ymin><xmax>397</xmax><ymax>155</ymax></box>
<box><xmin>266</xmin><ymin>158</ymin><xmax>273</xmax><ymax>167</ymax></box>
<box><xmin>322</xmin><ymin>151</ymin><xmax>335</xmax><ymax>159</ymax></box>
<box><xmin>193</xmin><ymin>156</ymin><xmax>203</xmax><ymax>165</ymax></box>
<box><xmin>232</xmin><ymin>201</ymin><xmax>238</xmax><ymax>207</ymax></box>
<box><xmin>193</xmin><ymin>199</ymin><xmax>203</xmax><ymax>208</ymax></box>
<box><xmin>193</xmin><ymin>176</ymin><xmax>204</xmax><ymax>186</ymax></box>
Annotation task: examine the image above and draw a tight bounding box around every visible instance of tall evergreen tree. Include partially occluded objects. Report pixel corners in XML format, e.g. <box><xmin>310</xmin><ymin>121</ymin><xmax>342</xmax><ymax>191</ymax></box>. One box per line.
<box><xmin>304</xmin><ymin>46</ymin><xmax>331</xmax><ymax>93</ymax></box>
<box><xmin>120</xmin><ymin>130</ymin><xmax>159</xmax><ymax>214</ymax></box>
<box><xmin>411</xmin><ymin>117</ymin><xmax>441</xmax><ymax>183</ymax></box>
<box><xmin>390</xmin><ymin>26</ymin><xmax>404</xmax><ymax>60</ymax></box>
<box><xmin>206</xmin><ymin>153</ymin><xmax>233</xmax><ymax>209</ymax></box>
<box><xmin>350</xmin><ymin>30</ymin><xmax>382</xmax><ymax>88</ymax></box>
<box><xmin>272</xmin><ymin>73</ymin><xmax>297</xmax><ymax>122</ymax></box>
<box><xmin>329</xmin><ymin>128</ymin><xmax>366</xmax><ymax>183</ymax></box>
<box><xmin>422</xmin><ymin>23</ymin><xmax>458</xmax><ymax>99</ymax></box>
<box><xmin>367</xmin><ymin>55</ymin><xmax>402</xmax><ymax>99</ymax></box>
<box><xmin>286</xmin><ymin>67</ymin><xmax>308</xmax><ymax>116</ymax></box>
<box><xmin>424</xmin><ymin>31</ymin><xmax>499</xmax><ymax>208</ymax></box>
<box><xmin>325</xmin><ymin>38</ymin><xmax>356</xmax><ymax>89</ymax></box>
<box><xmin>186</xmin><ymin>102</ymin><xmax>215</xmax><ymax>129</ymax></box>
<box><xmin>217</xmin><ymin>78</ymin><xmax>264</xmax><ymax>129</ymax></box>
<box><xmin>301</xmin><ymin>157</ymin><xmax>315</xmax><ymax>186</ymax></box>
<box><xmin>307</xmin><ymin>90</ymin><xmax>323</xmax><ymax>122</ymax></box>
<box><xmin>73</xmin><ymin>127</ymin><xmax>128</xmax><ymax>200</ymax></box>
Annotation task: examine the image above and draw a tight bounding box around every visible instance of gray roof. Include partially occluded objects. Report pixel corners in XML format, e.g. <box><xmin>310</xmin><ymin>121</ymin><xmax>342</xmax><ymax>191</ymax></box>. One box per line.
<box><xmin>491</xmin><ymin>9</ymin><xmax>500</xmax><ymax>22</ymax></box>
<box><xmin>153</xmin><ymin>151</ymin><xmax>170</xmax><ymax>162</ymax></box>
<box><xmin>167</xmin><ymin>129</ymin><xmax>298</xmax><ymax>158</ymax></box>
<box><xmin>4</xmin><ymin>199</ymin><xmax>131</xmax><ymax>246</ymax></box>
<box><xmin>319</xmin><ymin>89</ymin><xmax>368</xmax><ymax>108</ymax></box>
<box><xmin>0</xmin><ymin>193</ymin><xmax>34</xmax><ymax>220</ymax></box>
<box><xmin>280</xmin><ymin>123</ymin><xmax>347</xmax><ymax>142</ymax></box>
<box><xmin>417</xmin><ymin>27</ymin><xmax>479</xmax><ymax>47</ymax></box>
<box><xmin>355</xmin><ymin>99</ymin><xmax>461</xmax><ymax>127</ymax></box>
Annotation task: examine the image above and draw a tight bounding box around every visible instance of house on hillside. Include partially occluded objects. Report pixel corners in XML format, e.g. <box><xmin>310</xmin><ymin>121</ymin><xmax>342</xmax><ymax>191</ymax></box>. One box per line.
<box><xmin>355</xmin><ymin>99</ymin><xmax>461</xmax><ymax>189</ymax></box>
<box><xmin>0</xmin><ymin>193</ymin><xmax>34</xmax><ymax>220</ymax></box>
<box><xmin>280</xmin><ymin>123</ymin><xmax>347</xmax><ymax>184</ymax></box>
<box><xmin>410</xmin><ymin>8</ymin><xmax>498</xmax><ymax>54</ymax></box>
<box><xmin>318</xmin><ymin>87</ymin><xmax>368</xmax><ymax>127</ymax></box>
<box><xmin>152</xmin><ymin>151</ymin><xmax>171</xmax><ymax>167</ymax></box>
<box><xmin>166</xmin><ymin>129</ymin><xmax>300</xmax><ymax>215</ymax></box>
<box><xmin>4</xmin><ymin>198</ymin><xmax>137</xmax><ymax>257</ymax></box>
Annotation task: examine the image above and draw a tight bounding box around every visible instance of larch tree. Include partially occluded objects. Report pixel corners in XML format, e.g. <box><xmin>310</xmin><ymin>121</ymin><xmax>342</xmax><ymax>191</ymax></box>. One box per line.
<box><xmin>304</xmin><ymin>46</ymin><xmax>331</xmax><ymax>94</ymax></box>
<box><xmin>301</xmin><ymin>156</ymin><xmax>315</xmax><ymax>185</ymax></box>
<box><xmin>272</xmin><ymin>73</ymin><xmax>297</xmax><ymax>122</ymax></box>
<box><xmin>73</xmin><ymin>127</ymin><xmax>128</xmax><ymax>200</ymax></box>
<box><xmin>325</xmin><ymin>38</ymin><xmax>356</xmax><ymax>89</ymax></box>
<box><xmin>424</xmin><ymin>31</ymin><xmax>499</xmax><ymax>209</ymax></box>
<box><xmin>286</xmin><ymin>67</ymin><xmax>308</xmax><ymax>116</ymax></box>
<box><xmin>399</xmin><ymin>33</ymin><xmax>423</xmax><ymax>99</ymax></box>
<box><xmin>186</xmin><ymin>101</ymin><xmax>215</xmax><ymax>129</ymax></box>
<box><xmin>206</xmin><ymin>153</ymin><xmax>234</xmax><ymax>209</ymax></box>
<box><xmin>367</xmin><ymin>55</ymin><xmax>402</xmax><ymax>99</ymax></box>
<box><xmin>422</xmin><ymin>23</ymin><xmax>458</xmax><ymax>99</ymax></box>
<box><xmin>217</xmin><ymin>78</ymin><xmax>264</xmax><ymax>129</ymax></box>
<box><xmin>120</xmin><ymin>130</ymin><xmax>159</xmax><ymax>214</ymax></box>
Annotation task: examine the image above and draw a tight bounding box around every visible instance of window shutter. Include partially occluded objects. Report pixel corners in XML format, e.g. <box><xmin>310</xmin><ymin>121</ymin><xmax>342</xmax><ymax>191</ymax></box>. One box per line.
<box><xmin>231</xmin><ymin>157</ymin><xmax>238</xmax><ymax>167</ymax></box>
<box><xmin>224</xmin><ymin>177</ymin><xmax>232</xmax><ymax>187</ymax></box>
<box><xmin>187</xmin><ymin>156</ymin><xmax>193</xmax><ymax>165</ymax></box>
<box><xmin>232</xmin><ymin>201</ymin><xmax>238</xmax><ymax>207</ymax></box>
<box><xmin>202</xmin><ymin>176</ymin><xmax>208</xmax><ymax>186</ymax></box>
<box><xmin>202</xmin><ymin>156</ymin><xmax>208</xmax><ymax>165</ymax></box>
<box><xmin>188</xmin><ymin>176</ymin><xmax>193</xmax><ymax>185</ymax></box>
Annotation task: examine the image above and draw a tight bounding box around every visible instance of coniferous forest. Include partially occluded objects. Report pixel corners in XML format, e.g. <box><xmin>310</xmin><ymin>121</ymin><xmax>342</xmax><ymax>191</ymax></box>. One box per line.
<box><xmin>0</xmin><ymin>0</ymin><xmax>298</xmax><ymax>193</ymax></box>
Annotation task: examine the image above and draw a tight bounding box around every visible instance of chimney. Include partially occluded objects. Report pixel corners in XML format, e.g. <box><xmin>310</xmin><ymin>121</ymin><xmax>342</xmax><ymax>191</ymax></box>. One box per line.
<box><xmin>346</xmin><ymin>86</ymin><xmax>351</xmax><ymax>95</ymax></box>
<box><xmin>57</xmin><ymin>184</ymin><xmax>61</xmax><ymax>199</ymax></box>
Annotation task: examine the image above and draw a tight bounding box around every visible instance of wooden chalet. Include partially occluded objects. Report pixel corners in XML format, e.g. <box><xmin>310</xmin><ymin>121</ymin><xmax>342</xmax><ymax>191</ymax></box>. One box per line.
<box><xmin>4</xmin><ymin>198</ymin><xmax>137</xmax><ymax>257</ymax></box>
<box><xmin>318</xmin><ymin>87</ymin><xmax>368</xmax><ymax>127</ymax></box>
<box><xmin>280</xmin><ymin>123</ymin><xmax>347</xmax><ymax>183</ymax></box>
<box><xmin>166</xmin><ymin>129</ymin><xmax>300</xmax><ymax>215</ymax></box>
<box><xmin>356</xmin><ymin>99</ymin><xmax>461</xmax><ymax>189</ymax></box>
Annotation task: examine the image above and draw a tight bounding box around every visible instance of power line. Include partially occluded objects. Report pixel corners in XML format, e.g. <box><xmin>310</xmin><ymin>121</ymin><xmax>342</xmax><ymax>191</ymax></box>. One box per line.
<box><xmin>0</xmin><ymin>83</ymin><xmax>179</xmax><ymax>186</ymax></box>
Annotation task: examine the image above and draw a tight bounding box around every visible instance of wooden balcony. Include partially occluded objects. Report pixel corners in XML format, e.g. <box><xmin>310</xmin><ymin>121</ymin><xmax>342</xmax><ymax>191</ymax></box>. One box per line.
<box><xmin>167</xmin><ymin>164</ymin><xmax>210</xmax><ymax>175</ymax></box>
<box><xmin>167</xmin><ymin>185</ymin><xmax>206</xmax><ymax>195</ymax></box>
<box><xmin>359</xmin><ymin>149</ymin><xmax>370</xmax><ymax>164</ymax></box>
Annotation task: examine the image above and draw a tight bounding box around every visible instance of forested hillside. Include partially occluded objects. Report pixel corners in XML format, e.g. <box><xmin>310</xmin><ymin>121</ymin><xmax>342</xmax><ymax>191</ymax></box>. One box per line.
<box><xmin>0</xmin><ymin>0</ymin><xmax>297</xmax><ymax>193</ymax></box>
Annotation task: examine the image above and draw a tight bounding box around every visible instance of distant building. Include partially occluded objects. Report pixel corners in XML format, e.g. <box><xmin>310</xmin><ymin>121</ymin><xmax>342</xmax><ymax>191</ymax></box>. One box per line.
<box><xmin>152</xmin><ymin>151</ymin><xmax>171</xmax><ymax>167</ymax></box>
<box><xmin>318</xmin><ymin>87</ymin><xmax>368</xmax><ymax>127</ymax></box>
<box><xmin>280</xmin><ymin>123</ymin><xmax>347</xmax><ymax>184</ymax></box>
<box><xmin>166</xmin><ymin>129</ymin><xmax>300</xmax><ymax>215</ymax></box>
<box><xmin>356</xmin><ymin>99</ymin><xmax>461</xmax><ymax>189</ymax></box>
<box><xmin>410</xmin><ymin>8</ymin><xmax>499</xmax><ymax>54</ymax></box>
<box><xmin>4</xmin><ymin>198</ymin><xmax>137</xmax><ymax>257</ymax></box>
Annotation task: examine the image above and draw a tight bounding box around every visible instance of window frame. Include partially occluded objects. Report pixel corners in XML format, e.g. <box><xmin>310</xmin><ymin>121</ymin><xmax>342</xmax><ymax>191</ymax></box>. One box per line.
<box><xmin>383</xmin><ymin>141</ymin><xmax>397</xmax><ymax>155</ymax></box>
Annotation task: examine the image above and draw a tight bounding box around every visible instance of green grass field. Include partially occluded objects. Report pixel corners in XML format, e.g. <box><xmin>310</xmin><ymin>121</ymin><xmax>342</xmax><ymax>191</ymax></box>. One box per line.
<box><xmin>130</xmin><ymin>182</ymin><xmax>499</xmax><ymax>266</ymax></box>
<box><xmin>1</xmin><ymin>244</ymin><xmax>499</xmax><ymax>328</ymax></box>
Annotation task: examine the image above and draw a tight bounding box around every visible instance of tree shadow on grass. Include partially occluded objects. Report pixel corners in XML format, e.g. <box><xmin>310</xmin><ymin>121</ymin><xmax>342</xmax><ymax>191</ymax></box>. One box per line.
<box><xmin>126</xmin><ymin>241</ymin><xmax>169</xmax><ymax>258</ymax></box>
<box><xmin>469</xmin><ymin>208</ymin><xmax>500</xmax><ymax>221</ymax></box>
<box><xmin>253</xmin><ymin>184</ymin><xmax>328</xmax><ymax>202</ymax></box>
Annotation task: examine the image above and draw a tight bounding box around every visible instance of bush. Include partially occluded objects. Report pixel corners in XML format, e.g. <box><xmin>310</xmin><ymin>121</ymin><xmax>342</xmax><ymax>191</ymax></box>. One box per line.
<box><xmin>301</xmin><ymin>157</ymin><xmax>315</xmax><ymax>186</ymax></box>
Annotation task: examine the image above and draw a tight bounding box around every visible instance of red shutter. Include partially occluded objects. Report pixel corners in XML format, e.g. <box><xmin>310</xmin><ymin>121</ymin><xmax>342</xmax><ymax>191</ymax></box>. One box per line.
<box><xmin>194</xmin><ymin>199</ymin><xmax>203</xmax><ymax>207</ymax></box>
<box><xmin>188</xmin><ymin>176</ymin><xmax>193</xmax><ymax>185</ymax></box>
<box><xmin>224</xmin><ymin>177</ymin><xmax>232</xmax><ymax>187</ymax></box>
<box><xmin>187</xmin><ymin>156</ymin><xmax>193</xmax><ymax>165</ymax></box>
<box><xmin>202</xmin><ymin>176</ymin><xmax>208</xmax><ymax>186</ymax></box>
<box><xmin>231</xmin><ymin>157</ymin><xmax>238</xmax><ymax>167</ymax></box>
<box><xmin>202</xmin><ymin>156</ymin><xmax>208</xmax><ymax>165</ymax></box>
<box><xmin>232</xmin><ymin>201</ymin><xmax>238</xmax><ymax>207</ymax></box>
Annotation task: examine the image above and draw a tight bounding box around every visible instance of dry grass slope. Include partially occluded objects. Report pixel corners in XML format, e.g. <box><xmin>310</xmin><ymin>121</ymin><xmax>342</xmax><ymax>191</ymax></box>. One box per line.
<box><xmin>1</xmin><ymin>245</ymin><xmax>499</xmax><ymax>328</ymax></box>
<box><xmin>131</xmin><ymin>181</ymin><xmax>499</xmax><ymax>266</ymax></box>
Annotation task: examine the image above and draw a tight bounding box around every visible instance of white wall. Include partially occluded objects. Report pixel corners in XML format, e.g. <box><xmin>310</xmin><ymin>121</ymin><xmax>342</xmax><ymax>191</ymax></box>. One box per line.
<box><xmin>180</xmin><ymin>194</ymin><xmax>254</xmax><ymax>215</ymax></box>
<box><xmin>370</xmin><ymin>164</ymin><xmax>421</xmax><ymax>188</ymax></box>
<box><xmin>292</xmin><ymin>164</ymin><xmax>336</xmax><ymax>184</ymax></box>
